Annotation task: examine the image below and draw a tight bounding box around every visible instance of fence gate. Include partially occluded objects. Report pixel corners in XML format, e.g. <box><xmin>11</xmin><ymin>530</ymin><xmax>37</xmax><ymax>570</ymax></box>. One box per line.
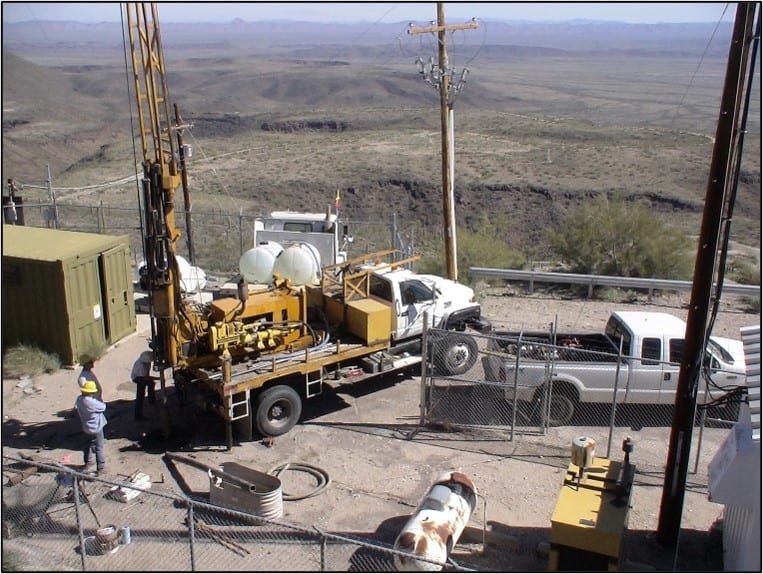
<box><xmin>422</xmin><ymin>327</ymin><xmax>549</xmax><ymax>440</ymax></box>
<box><xmin>421</xmin><ymin>326</ymin><xmax>735</xmax><ymax>476</ymax></box>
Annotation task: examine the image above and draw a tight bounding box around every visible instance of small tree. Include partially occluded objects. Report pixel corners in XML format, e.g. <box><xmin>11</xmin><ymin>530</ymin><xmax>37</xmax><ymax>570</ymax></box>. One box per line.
<box><xmin>548</xmin><ymin>195</ymin><xmax>693</xmax><ymax>279</ymax></box>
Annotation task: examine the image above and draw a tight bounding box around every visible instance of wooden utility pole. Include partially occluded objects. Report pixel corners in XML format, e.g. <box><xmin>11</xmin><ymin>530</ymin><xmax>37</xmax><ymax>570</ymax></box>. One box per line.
<box><xmin>409</xmin><ymin>4</ymin><xmax>478</xmax><ymax>280</ymax></box>
<box><xmin>656</xmin><ymin>2</ymin><xmax>758</xmax><ymax>548</ymax></box>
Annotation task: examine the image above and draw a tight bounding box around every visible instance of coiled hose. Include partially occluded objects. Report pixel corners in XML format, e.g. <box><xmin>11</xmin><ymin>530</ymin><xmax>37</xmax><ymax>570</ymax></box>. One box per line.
<box><xmin>267</xmin><ymin>462</ymin><xmax>331</xmax><ymax>501</ymax></box>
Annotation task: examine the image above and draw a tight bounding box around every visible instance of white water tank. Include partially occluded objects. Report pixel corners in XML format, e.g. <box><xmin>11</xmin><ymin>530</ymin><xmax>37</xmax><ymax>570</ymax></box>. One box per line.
<box><xmin>239</xmin><ymin>241</ymin><xmax>283</xmax><ymax>283</ymax></box>
<box><xmin>176</xmin><ymin>255</ymin><xmax>207</xmax><ymax>292</ymax></box>
<box><xmin>272</xmin><ymin>243</ymin><xmax>321</xmax><ymax>285</ymax></box>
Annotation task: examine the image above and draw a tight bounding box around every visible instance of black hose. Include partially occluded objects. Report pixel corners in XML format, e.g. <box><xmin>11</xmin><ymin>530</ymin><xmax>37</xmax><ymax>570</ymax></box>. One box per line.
<box><xmin>267</xmin><ymin>462</ymin><xmax>331</xmax><ymax>501</ymax></box>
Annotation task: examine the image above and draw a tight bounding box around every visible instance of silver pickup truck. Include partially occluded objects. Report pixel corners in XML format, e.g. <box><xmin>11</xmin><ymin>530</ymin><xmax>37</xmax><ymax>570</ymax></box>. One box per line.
<box><xmin>481</xmin><ymin>311</ymin><xmax>747</xmax><ymax>425</ymax></box>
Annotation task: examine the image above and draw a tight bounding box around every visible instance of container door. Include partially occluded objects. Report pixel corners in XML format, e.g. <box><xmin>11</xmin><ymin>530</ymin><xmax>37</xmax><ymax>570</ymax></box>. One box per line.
<box><xmin>69</xmin><ymin>257</ymin><xmax>107</xmax><ymax>359</ymax></box>
<box><xmin>99</xmin><ymin>244</ymin><xmax>136</xmax><ymax>344</ymax></box>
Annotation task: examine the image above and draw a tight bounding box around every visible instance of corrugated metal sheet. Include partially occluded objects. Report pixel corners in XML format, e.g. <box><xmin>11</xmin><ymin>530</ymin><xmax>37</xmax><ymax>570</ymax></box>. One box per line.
<box><xmin>2</xmin><ymin>226</ymin><xmax>136</xmax><ymax>365</ymax></box>
<box><xmin>721</xmin><ymin>504</ymin><xmax>760</xmax><ymax>571</ymax></box>
<box><xmin>740</xmin><ymin>325</ymin><xmax>760</xmax><ymax>442</ymax></box>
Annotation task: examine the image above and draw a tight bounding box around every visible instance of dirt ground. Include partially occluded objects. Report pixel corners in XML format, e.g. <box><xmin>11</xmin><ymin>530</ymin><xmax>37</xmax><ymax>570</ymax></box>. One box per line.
<box><xmin>2</xmin><ymin>289</ymin><xmax>758</xmax><ymax>571</ymax></box>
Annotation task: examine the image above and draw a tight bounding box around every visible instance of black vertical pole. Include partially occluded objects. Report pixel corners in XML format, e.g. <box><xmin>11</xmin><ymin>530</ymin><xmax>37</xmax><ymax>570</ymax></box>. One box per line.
<box><xmin>656</xmin><ymin>2</ymin><xmax>756</xmax><ymax>547</ymax></box>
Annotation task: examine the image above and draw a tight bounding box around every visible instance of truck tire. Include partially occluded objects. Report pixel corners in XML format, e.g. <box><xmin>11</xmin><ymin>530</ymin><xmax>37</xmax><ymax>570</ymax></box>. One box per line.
<box><xmin>434</xmin><ymin>333</ymin><xmax>478</xmax><ymax>376</ymax></box>
<box><xmin>255</xmin><ymin>385</ymin><xmax>302</xmax><ymax>437</ymax></box>
<box><xmin>538</xmin><ymin>383</ymin><xmax>577</xmax><ymax>426</ymax></box>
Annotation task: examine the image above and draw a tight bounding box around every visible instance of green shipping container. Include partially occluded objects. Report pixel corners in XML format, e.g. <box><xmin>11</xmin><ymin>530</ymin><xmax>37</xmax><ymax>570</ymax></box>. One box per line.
<box><xmin>2</xmin><ymin>226</ymin><xmax>136</xmax><ymax>366</ymax></box>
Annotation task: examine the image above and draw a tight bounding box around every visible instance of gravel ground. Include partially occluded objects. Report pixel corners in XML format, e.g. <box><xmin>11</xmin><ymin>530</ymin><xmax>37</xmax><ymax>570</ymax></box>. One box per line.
<box><xmin>2</xmin><ymin>289</ymin><xmax>758</xmax><ymax>571</ymax></box>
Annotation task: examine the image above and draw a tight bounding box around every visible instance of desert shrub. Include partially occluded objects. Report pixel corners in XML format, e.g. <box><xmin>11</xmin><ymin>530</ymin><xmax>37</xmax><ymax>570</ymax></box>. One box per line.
<box><xmin>548</xmin><ymin>195</ymin><xmax>693</xmax><ymax>279</ymax></box>
<box><xmin>417</xmin><ymin>215</ymin><xmax>525</xmax><ymax>284</ymax></box>
<box><xmin>743</xmin><ymin>296</ymin><xmax>761</xmax><ymax>313</ymax></box>
<box><xmin>727</xmin><ymin>255</ymin><xmax>760</xmax><ymax>285</ymax></box>
<box><xmin>3</xmin><ymin>344</ymin><xmax>61</xmax><ymax>378</ymax></box>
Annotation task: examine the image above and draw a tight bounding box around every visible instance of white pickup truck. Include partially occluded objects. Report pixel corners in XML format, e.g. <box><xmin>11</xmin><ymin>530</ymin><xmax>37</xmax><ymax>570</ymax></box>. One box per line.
<box><xmin>482</xmin><ymin>311</ymin><xmax>747</xmax><ymax>425</ymax></box>
<box><xmin>368</xmin><ymin>266</ymin><xmax>491</xmax><ymax>375</ymax></box>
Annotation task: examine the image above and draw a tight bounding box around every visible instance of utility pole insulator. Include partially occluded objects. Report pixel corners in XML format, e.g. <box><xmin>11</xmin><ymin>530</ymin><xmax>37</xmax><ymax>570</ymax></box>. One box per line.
<box><xmin>409</xmin><ymin>4</ymin><xmax>479</xmax><ymax>281</ymax></box>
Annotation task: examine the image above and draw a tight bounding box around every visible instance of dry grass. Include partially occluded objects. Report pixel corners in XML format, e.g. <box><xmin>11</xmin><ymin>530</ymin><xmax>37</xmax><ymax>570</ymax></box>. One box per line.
<box><xmin>2</xmin><ymin>344</ymin><xmax>61</xmax><ymax>379</ymax></box>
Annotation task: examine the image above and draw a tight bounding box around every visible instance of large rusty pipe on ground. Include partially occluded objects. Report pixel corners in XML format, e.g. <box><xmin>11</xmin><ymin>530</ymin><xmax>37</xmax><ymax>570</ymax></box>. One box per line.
<box><xmin>393</xmin><ymin>470</ymin><xmax>477</xmax><ymax>571</ymax></box>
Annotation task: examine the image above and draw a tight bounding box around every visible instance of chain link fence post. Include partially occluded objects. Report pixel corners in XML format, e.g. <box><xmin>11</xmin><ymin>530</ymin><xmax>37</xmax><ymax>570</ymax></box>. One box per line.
<box><xmin>73</xmin><ymin>476</ymin><xmax>87</xmax><ymax>571</ymax></box>
<box><xmin>606</xmin><ymin>337</ymin><xmax>626</xmax><ymax>458</ymax></box>
<box><xmin>420</xmin><ymin>311</ymin><xmax>429</xmax><ymax>426</ymax></box>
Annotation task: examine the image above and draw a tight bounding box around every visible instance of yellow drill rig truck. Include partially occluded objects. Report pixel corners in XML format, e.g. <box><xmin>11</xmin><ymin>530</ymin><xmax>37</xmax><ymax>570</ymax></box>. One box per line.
<box><xmin>124</xmin><ymin>3</ymin><xmax>490</xmax><ymax>447</ymax></box>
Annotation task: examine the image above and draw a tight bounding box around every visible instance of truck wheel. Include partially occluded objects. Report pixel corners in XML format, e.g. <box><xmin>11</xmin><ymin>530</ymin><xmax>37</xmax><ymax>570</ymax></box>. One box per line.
<box><xmin>434</xmin><ymin>333</ymin><xmax>478</xmax><ymax>376</ymax></box>
<box><xmin>255</xmin><ymin>385</ymin><xmax>302</xmax><ymax>437</ymax></box>
<box><xmin>539</xmin><ymin>384</ymin><xmax>577</xmax><ymax>426</ymax></box>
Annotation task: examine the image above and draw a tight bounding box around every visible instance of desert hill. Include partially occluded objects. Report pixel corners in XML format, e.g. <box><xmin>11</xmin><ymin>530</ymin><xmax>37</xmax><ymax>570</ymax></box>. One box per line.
<box><xmin>2</xmin><ymin>19</ymin><xmax>759</xmax><ymax>270</ymax></box>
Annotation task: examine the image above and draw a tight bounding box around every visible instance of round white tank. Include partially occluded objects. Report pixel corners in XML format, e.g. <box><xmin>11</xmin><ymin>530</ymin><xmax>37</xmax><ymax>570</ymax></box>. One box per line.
<box><xmin>176</xmin><ymin>255</ymin><xmax>207</xmax><ymax>292</ymax></box>
<box><xmin>272</xmin><ymin>243</ymin><xmax>322</xmax><ymax>285</ymax></box>
<box><xmin>239</xmin><ymin>242</ymin><xmax>283</xmax><ymax>283</ymax></box>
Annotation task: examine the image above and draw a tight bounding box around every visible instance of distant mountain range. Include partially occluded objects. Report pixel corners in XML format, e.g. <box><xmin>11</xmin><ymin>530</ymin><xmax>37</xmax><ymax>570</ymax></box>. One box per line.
<box><xmin>2</xmin><ymin>19</ymin><xmax>733</xmax><ymax>57</ymax></box>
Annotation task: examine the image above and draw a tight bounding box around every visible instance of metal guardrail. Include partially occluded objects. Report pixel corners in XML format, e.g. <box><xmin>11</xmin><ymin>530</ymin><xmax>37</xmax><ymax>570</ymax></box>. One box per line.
<box><xmin>470</xmin><ymin>267</ymin><xmax>761</xmax><ymax>298</ymax></box>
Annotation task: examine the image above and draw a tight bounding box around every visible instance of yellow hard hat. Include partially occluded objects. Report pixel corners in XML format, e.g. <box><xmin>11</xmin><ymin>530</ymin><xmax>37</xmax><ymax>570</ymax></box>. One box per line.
<box><xmin>80</xmin><ymin>381</ymin><xmax>98</xmax><ymax>394</ymax></box>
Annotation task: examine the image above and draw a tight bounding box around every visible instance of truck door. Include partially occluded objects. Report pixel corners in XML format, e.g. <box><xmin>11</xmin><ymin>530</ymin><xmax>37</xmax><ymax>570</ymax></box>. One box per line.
<box><xmin>394</xmin><ymin>279</ymin><xmax>435</xmax><ymax>341</ymax></box>
<box><xmin>632</xmin><ymin>336</ymin><xmax>669</xmax><ymax>404</ymax></box>
<box><xmin>658</xmin><ymin>337</ymin><xmax>683</xmax><ymax>404</ymax></box>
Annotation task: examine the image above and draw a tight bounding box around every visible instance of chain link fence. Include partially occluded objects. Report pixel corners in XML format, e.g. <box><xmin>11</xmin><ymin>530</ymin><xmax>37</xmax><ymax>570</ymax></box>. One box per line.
<box><xmin>422</xmin><ymin>327</ymin><xmax>743</xmax><ymax>479</ymax></box>
<box><xmin>3</xmin><ymin>201</ymin><xmax>418</xmax><ymax>279</ymax></box>
<box><xmin>2</xmin><ymin>455</ymin><xmax>478</xmax><ymax>572</ymax></box>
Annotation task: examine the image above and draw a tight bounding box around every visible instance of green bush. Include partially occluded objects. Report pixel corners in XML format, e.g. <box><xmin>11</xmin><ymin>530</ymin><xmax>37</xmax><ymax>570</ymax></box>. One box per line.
<box><xmin>2</xmin><ymin>344</ymin><xmax>61</xmax><ymax>379</ymax></box>
<box><xmin>548</xmin><ymin>195</ymin><xmax>693</xmax><ymax>279</ymax></box>
<box><xmin>727</xmin><ymin>255</ymin><xmax>760</xmax><ymax>285</ymax></box>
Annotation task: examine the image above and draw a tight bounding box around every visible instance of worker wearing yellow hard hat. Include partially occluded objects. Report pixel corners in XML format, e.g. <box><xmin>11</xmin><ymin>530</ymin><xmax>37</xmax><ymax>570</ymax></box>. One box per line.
<box><xmin>74</xmin><ymin>378</ymin><xmax>108</xmax><ymax>475</ymax></box>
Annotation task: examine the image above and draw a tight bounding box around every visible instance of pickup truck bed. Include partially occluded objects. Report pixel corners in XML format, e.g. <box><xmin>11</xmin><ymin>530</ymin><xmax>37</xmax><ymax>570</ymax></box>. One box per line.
<box><xmin>485</xmin><ymin>331</ymin><xmax>620</xmax><ymax>363</ymax></box>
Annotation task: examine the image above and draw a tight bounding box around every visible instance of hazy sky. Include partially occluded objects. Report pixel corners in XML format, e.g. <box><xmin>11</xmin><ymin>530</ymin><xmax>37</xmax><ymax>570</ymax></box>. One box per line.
<box><xmin>2</xmin><ymin>2</ymin><xmax>735</xmax><ymax>24</ymax></box>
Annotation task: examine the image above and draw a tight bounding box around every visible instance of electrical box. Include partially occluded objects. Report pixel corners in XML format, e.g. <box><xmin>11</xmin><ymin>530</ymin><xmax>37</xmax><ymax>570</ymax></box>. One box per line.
<box><xmin>549</xmin><ymin>456</ymin><xmax>634</xmax><ymax>571</ymax></box>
